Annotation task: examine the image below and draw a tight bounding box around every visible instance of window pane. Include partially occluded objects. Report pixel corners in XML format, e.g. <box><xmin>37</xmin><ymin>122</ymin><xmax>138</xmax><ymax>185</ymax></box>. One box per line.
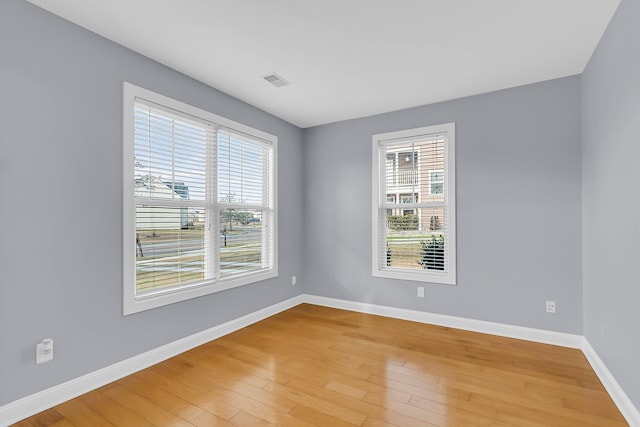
<box><xmin>385</xmin><ymin>207</ymin><xmax>446</xmax><ymax>270</ymax></box>
<box><xmin>135</xmin><ymin>205</ymin><xmax>205</xmax><ymax>294</ymax></box>
<box><xmin>219</xmin><ymin>209</ymin><xmax>263</xmax><ymax>277</ymax></box>
<box><xmin>134</xmin><ymin>106</ymin><xmax>208</xmax><ymax>202</ymax></box>
<box><xmin>382</xmin><ymin>138</ymin><xmax>445</xmax><ymax>203</ymax></box>
<box><xmin>218</xmin><ymin>131</ymin><xmax>267</xmax><ymax>205</ymax></box>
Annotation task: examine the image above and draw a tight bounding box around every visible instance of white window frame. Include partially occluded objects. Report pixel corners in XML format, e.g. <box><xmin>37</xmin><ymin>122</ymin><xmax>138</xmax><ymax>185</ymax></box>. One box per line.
<box><xmin>371</xmin><ymin>123</ymin><xmax>456</xmax><ymax>285</ymax></box>
<box><xmin>123</xmin><ymin>83</ymin><xmax>278</xmax><ymax>315</ymax></box>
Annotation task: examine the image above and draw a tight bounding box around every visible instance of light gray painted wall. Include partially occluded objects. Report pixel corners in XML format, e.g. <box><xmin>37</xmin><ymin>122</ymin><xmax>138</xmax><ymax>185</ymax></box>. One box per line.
<box><xmin>582</xmin><ymin>0</ymin><xmax>640</xmax><ymax>409</ymax></box>
<box><xmin>302</xmin><ymin>77</ymin><xmax>583</xmax><ymax>334</ymax></box>
<box><xmin>0</xmin><ymin>0</ymin><xmax>303</xmax><ymax>405</ymax></box>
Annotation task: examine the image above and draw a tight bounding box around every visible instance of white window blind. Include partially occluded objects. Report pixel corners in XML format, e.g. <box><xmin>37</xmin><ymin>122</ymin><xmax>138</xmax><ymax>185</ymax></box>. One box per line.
<box><xmin>123</xmin><ymin>83</ymin><xmax>277</xmax><ymax>314</ymax></box>
<box><xmin>133</xmin><ymin>102</ymin><xmax>213</xmax><ymax>293</ymax></box>
<box><xmin>217</xmin><ymin>129</ymin><xmax>275</xmax><ymax>278</ymax></box>
<box><xmin>372</xmin><ymin>123</ymin><xmax>456</xmax><ymax>285</ymax></box>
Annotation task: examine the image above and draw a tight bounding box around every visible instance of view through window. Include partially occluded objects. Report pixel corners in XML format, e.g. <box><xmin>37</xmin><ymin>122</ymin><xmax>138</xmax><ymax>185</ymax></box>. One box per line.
<box><xmin>372</xmin><ymin>123</ymin><xmax>456</xmax><ymax>284</ymax></box>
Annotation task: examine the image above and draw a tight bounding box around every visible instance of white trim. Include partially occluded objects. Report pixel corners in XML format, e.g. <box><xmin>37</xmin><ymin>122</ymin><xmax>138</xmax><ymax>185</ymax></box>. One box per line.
<box><xmin>124</xmin><ymin>83</ymin><xmax>275</xmax><ymax>143</ymax></box>
<box><xmin>4</xmin><ymin>294</ymin><xmax>639</xmax><ymax>427</ymax></box>
<box><xmin>125</xmin><ymin>269</ymin><xmax>279</xmax><ymax>315</ymax></box>
<box><xmin>0</xmin><ymin>295</ymin><xmax>304</xmax><ymax>427</ymax></box>
<box><xmin>582</xmin><ymin>338</ymin><xmax>640</xmax><ymax>427</ymax></box>
<box><xmin>122</xmin><ymin>83</ymin><xmax>136</xmax><ymax>316</ymax></box>
<box><xmin>303</xmin><ymin>295</ymin><xmax>582</xmax><ymax>348</ymax></box>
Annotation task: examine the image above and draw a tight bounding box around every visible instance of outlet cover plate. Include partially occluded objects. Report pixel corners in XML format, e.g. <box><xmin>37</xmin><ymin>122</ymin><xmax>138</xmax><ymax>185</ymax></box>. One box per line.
<box><xmin>546</xmin><ymin>300</ymin><xmax>556</xmax><ymax>313</ymax></box>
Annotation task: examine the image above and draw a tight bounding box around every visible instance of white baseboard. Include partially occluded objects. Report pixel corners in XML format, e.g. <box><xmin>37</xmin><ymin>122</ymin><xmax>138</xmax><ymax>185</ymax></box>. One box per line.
<box><xmin>582</xmin><ymin>338</ymin><xmax>640</xmax><ymax>427</ymax></box>
<box><xmin>3</xmin><ymin>293</ymin><xmax>638</xmax><ymax>427</ymax></box>
<box><xmin>0</xmin><ymin>295</ymin><xmax>305</xmax><ymax>427</ymax></box>
<box><xmin>302</xmin><ymin>294</ymin><xmax>583</xmax><ymax>348</ymax></box>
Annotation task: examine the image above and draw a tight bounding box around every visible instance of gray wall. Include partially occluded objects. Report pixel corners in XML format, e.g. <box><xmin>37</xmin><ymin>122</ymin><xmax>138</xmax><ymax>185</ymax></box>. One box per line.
<box><xmin>582</xmin><ymin>0</ymin><xmax>640</xmax><ymax>409</ymax></box>
<box><xmin>302</xmin><ymin>76</ymin><xmax>583</xmax><ymax>334</ymax></box>
<box><xmin>0</xmin><ymin>0</ymin><xmax>304</xmax><ymax>405</ymax></box>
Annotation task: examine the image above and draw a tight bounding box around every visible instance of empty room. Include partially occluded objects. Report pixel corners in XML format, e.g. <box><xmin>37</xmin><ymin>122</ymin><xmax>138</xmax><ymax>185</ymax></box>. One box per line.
<box><xmin>1</xmin><ymin>0</ymin><xmax>639</xmax><ymax>426</ymax></box>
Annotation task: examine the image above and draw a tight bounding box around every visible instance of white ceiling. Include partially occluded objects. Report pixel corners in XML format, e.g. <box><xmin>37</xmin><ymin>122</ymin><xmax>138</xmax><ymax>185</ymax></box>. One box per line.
<box><xmin>27</xmin><ymin>0</ymin><xmax>620</xmax><ymax>128</ymax></box>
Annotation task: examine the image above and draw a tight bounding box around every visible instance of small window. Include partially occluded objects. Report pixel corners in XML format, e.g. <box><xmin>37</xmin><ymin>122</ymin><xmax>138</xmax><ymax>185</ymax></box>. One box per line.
<box><xmin>123</xmin><ymin>83</ymin><xmax>277</xmax><ymax>314</ymax></box>
<box><xmin>372</xmin><ymin>123</ymin><xmax>456</xmax><ymax>284</ymax></box>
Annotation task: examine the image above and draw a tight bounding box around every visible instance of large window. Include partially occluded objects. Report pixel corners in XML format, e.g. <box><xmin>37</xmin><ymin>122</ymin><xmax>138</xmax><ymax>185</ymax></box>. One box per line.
<box><xmin>123</xmin><ymin>83</ymin><xmax>277</xmax><ymax>314</ymax></box>
<box><xmin>372</xmin><ymin>123</ymin><xmax>456</xmax><ymax>284</ymax></box>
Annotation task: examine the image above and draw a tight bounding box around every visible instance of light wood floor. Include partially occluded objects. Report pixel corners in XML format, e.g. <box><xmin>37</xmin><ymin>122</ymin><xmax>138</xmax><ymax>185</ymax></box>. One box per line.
<box><xmin>13</xmin><ymin>304</ymin><xmax>627</xmax><ymax>426</ymax></box>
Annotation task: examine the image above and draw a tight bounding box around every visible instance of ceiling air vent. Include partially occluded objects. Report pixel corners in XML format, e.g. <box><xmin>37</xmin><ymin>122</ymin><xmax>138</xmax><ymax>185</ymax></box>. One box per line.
<box><xmin>263</xmin><ymin>73</ymin><xmax>290</xmax><ymax>88</ymax></box>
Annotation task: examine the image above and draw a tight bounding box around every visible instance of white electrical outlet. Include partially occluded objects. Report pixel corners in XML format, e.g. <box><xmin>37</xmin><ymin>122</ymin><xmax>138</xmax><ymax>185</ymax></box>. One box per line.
<box><xmin>546</xmin><ymin>300</ymin><xmax>556</xmax><ymax>313</ymax></box>
<box><xmin>417</xmin><ymin>287</ymin><xmax>425</xmax><ymax>298</ymax></box>
<box><xmin>36</xmin><ymin>338</ymin><xmax>54</xmax><ymax>364</ymax></box>
<box><xmin>291</xmin><ymin>276</ymin><xmax>297</xmax><ymax>286</ymax></box>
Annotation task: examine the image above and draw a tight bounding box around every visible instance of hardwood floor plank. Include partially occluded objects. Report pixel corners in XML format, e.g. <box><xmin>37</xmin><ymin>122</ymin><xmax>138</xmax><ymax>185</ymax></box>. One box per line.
<box><xmin>54</xmin><ymin>400</ymin><xmax>115</xmax><ymax>427</ymax></box>
<box><xmin>14</xmin><ymin>408</ymin><xmax>63</xmax><ymax>427</ymax></box>
<box><xmin>199</xmin><ymin>384</ymin><xmax>297</xmax><ymax>425</ymax></box>
<box><xmin>12</xmin><ymin>304</ymin><xmax>627</xmax><ymax>427</ymax></box>
<box><xmin>74</xmin><ymin>389</ymin><xmax>153</xmax><ymax>427</ymax></box>
<box><xmin>280</xmin><ymin>377</ymin><xmax>453</xmax><ymax>427</ymax></box>
<box><xmin>287</xmin><ymin>404</ymin><xmax>361</xmax><ymax>427</ymax></box>
<box><xmin>117</xmin><ymin>375</ymin><xmax>205</xmax><ymax>422</ymax></box>
<box><xmin>190</xmin><ymin>410</ymin><xmax>235</xmax><ymax>427</ymax></box>
<box><xmin>228</xmin><ymin>410</ymin><xmax>272</xmax><ymax>427</ymax></box>
<box><xmin>472</xmin><ymin>392</ymin><xmax>628</xmax><ymax>426</ymax></box>
<box><xmin>361</xmin><ymin>417</ymin><xmax>401</xmax><ymax>427</ymax></box>
<box><xmin>133</xmin><ymin>370</ymin><xmax>241</xmax><ymax>420</ymax></box>
<box><xmin>48</xmin><ymin>421</ymin><xmax>75</xmax><ymax>427</ymax></box>
<box><xmin>408</xmin><ymin>393</ymin><xmax>499</xmax><ymax>420</ymax></box>
<box><xmin>324</xmin><ymin>380</ymin><xmax>367</xmax><ymax>400</ymax></box>
<box><xmin>101</xmin><ymin>384</ymin><xmax>195</xmax><ymax>426</ymax></box>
